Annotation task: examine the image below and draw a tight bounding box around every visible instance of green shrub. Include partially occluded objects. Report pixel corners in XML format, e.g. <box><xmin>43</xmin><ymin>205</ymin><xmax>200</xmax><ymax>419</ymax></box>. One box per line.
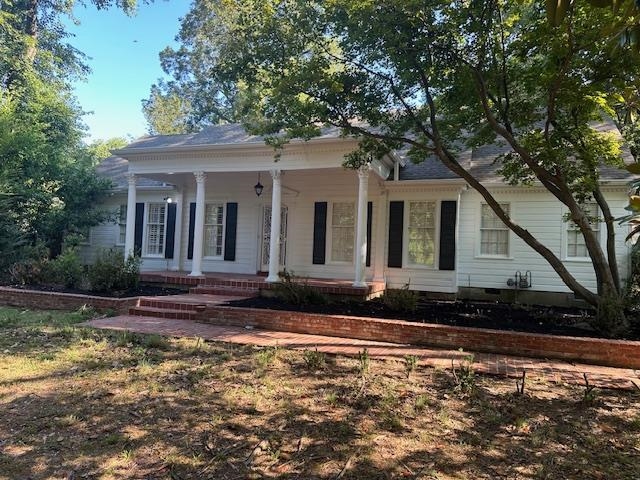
<box><xmin>42</xmin><ymin>248</ymin><xmax>84</xmax><ymax>288</ymax></box>
<box><xmin>381</xmin><ymin>283</ymin><xmax>419</xmax><ymax>312</ymax></box>
<box><xmin>7</xmin><ymin>243</ymin><xmax>49</xmax><ymax>285</ymax></box>
<box><xmin>88</xmin><ymin>249</ymin><xmax>141</xmax><ymax>292</ymax></box>
<box><xmin>272</xmin><ymin>270</ymin><xmax>328</xmax><ymax>306</ymax></box>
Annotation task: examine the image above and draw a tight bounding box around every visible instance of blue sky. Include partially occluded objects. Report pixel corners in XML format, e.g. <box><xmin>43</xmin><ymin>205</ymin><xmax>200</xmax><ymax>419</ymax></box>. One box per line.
<box><xmin>66</xmin><ymin>0</ymin><xmax>191</xmax><ymax>142</ymax></box>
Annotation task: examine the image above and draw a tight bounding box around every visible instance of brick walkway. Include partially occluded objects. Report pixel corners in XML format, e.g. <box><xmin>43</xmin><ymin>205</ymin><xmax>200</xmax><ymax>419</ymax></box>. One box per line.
<box><xmin>86</xmin><ymin>315</ymin><xmax>640</xmax><ymax>391</ymax></box>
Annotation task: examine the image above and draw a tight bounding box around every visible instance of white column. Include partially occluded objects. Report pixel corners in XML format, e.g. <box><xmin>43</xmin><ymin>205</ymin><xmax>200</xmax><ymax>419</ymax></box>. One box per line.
<box><xmin>170</xmin><ymin>190</ymin><xmax>184</xmax><ymax>271</ymax></box>
<box><xmin>189</xmin><ymin>171</ymin><xmax>206</xmax><ymax>276</ymax></box>
<box><xmin>353</xmin><ymin>165</ymin><xmax>369</xmax><ymax>287</ymax></box>
<box><xmin>124</xmin><ymin>173</ymin><xmax>137</xmax><ymax>259</ymax></box>
<box><xmin>266</xmin><ymin>169</ymin><xmax>282</xmax><ymax>283</ymax></box>
<box><xmin>372</xmin><ymin>191</ymin><xmax>388</xmax><ymax>283</ymax></box>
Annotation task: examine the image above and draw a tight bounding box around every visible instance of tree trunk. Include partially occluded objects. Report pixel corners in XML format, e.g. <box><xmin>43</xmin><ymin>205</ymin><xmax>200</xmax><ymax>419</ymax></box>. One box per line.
<box><xmin>23</xmin><ymin>0</ymin><xmax>38</xmax><ymax>63</ymax></box>
<box><xmin>435</xmin><ymin>146</ymin><xmax>601</xmax><ymax>306</ymax></box>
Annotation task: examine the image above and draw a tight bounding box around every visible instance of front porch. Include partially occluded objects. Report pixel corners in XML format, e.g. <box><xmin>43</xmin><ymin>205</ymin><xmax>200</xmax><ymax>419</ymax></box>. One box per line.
<box><xmin>139</xmin><ymin>270</ymin><xmax>387</xmax><ymax>298</ymax></box>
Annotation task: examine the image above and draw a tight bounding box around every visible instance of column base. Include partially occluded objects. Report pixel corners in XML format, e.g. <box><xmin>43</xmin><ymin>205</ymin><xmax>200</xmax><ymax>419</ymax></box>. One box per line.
<box><xmin>352</xmin><ymin>281</ymin><xmax>368</xmax><ymax>288</ymax></box>
<box><xmin>265</xmin><ymin>275</ymin><xmax>280</xmax><ymax>283</ymax></box>
<box><xmin>188</xmin><ymin>271</ymin><xmax>204</xmax><ymax>277</ymax></box>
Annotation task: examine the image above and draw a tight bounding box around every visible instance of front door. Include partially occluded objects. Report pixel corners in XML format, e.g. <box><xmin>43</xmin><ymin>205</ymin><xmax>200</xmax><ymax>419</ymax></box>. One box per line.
<box><xmin>261</xmin><ymin>205</ymin><xmax>288</xmax><ymax>271</ymax></box>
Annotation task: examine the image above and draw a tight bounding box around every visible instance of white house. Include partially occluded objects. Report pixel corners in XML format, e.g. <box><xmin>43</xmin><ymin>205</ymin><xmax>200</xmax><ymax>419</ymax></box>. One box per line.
<box><xmin>82</xmin><ymin>123</ymin><xmax>634</xmax><ymax>306</ymax></box>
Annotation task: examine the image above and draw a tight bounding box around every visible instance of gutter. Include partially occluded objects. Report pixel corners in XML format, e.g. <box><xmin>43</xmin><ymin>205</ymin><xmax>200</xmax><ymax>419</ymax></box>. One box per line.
<box><xmin>113</xmin><ymin>136</ymin><xmax>360</xmax><ymax>157</ymax></box>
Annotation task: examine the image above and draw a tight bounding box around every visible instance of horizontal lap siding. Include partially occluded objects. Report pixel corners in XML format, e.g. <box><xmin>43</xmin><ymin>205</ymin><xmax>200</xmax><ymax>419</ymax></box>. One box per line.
<box><xmin>181</xmin><ymin>173</ymin><xmax>259</xmax><ymax>275</ymax></box>
<box><xmin>457</xmin><ymin>189</ymin><xmax>631</xmax><ymax>294</ymax></box>
<box><xmin>383</xmin><ymin>188</ymin><xmax>462</xmax><ymax>293</ymax></box>
<box><xmin>285</xmin><ymin>169</ymin><xmax>380</xmax><ymax>280</ymax></box>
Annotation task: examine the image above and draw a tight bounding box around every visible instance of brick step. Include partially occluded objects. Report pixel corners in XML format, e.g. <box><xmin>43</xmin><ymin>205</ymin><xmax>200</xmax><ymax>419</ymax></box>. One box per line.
<box><xmin>190</xmin><ymin>286</ymin><xmax>259</xmax><ymax>297</ymax></box>
<box><xmin>129</xmin><ymin>306</ymin><xmax>197</xmax><ymax>321</ymax></box>
<box><xmin>138</xmin><ymin>297</ymin><xmax>204</xmax><ymax>311</ymax></box>
<box><xmin>201</xmin><ymin>278</ymin><xmax>264</xmax><ymax>290</ymax></box>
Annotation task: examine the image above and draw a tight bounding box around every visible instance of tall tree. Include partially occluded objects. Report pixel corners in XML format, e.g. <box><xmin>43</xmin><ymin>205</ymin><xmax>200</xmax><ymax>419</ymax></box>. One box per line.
<box><xmin>142</xmin><ymin>81</ymin><xmax>193</xmax><ymax>134</ymax></box>
<box><xmin>162</xmin><ymin>0</ymin><xmax>640</xmax><ymax>332</ymax></box>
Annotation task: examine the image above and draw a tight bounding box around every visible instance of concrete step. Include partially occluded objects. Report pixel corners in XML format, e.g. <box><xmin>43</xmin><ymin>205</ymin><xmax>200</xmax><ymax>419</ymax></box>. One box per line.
<box><xmin>129</xmin><ymin>306</ymin><xmax>197</xmax><ymax>321</ymax></box>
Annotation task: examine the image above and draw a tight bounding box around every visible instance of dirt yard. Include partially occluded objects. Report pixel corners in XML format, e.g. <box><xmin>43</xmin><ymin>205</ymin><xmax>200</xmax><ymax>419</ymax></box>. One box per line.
<box><xmin>0</xmin><ymin>307</ymin><xmax>639</xmax><ymax>479</ymax></box>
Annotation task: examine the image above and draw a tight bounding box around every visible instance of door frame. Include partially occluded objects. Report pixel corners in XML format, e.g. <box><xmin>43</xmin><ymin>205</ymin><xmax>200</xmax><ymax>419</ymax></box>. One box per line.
<box><xmin>258</xmin><ymin>203</ymin><xmax>289</xmax><ymax>272</ymax></box>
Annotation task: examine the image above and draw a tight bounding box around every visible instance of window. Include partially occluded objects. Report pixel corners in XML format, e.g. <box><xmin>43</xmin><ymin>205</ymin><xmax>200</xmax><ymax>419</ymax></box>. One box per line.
<box><xmin>331</xmin><ymin>202</ymin><xmax>355</xmax><ymax>262</ymax></box>
<box><xmin>146</xmin><ymin>203</ymin><xmax>166</xmax><ymax>256</ymax></box>
<box><xmin>567</xmin><ymin>203</ymin><xmax>599</xmax><ymax>258</ymax></box>
<box><xmin>480</xmin><ymin>203</ymin><xmax>509</xmax><ymax>256</ymax></box>
<box><xmin>408</xmin><ymin>201</ymin><xmax>436</xmax><ymax>266</ymax></box>
<box><xmin>117</xmin><ymin>204</ymin><xmax>127</xmax><ymax>245</ymax></box>
<box><xmin>204</xmin><ymin>203</ymin><xmax>224</xmax><ymax>257</ymax></box>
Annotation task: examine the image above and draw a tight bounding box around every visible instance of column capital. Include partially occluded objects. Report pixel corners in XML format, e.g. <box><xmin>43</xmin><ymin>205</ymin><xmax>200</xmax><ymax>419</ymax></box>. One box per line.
<box><xmin>270</xmin><ymin>169</ymin><xmax>282</xmax><ymax>181</ymax></box>
<box><xmin>194</xmin><ymin>171</ymin><xmax>207</xmax><ymax>183</ymax></box>
<box><xmin>357</xmin><ymin>164</ymin><xmax>371</xmax><ymax>179</ymax></box>
<box><xmin>126</xmin><ymin>172</ymin><xmax>136</xmax><ymax>186</ymax></box>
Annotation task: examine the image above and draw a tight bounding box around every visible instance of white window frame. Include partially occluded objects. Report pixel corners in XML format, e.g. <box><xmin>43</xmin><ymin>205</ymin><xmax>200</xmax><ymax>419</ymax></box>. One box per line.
<box><xmin>143</xmin><ymin>202</ymin><xmax>167</xmax><ymax>258</ymax></box>
<box><xmin>563</xmin><ymin>203</ymin><xmax>602</xmax><ymax>262</ymax></box>
<box><xmin>203</xmin><ymin>202</ymin><xmax>225</xmax><ymax>259</ymax></box>
<box><xmin>404</xmin><ymin>200</ymin><xmax>438</xmax><ymax>269</ymax></box>
<box><xmin>116</xmin><ymin>204</ymin><xmax>127</xmax><ymax>246</ymax></box>
<box><xmin>477</xmin><ymin>202</ymin><xmax>511</xmax><ymax>259</ymax></box>
<box><xmin>328</xmin><ymin>201</ymin><xmax>356</xmax><ymax>264</ymax></box>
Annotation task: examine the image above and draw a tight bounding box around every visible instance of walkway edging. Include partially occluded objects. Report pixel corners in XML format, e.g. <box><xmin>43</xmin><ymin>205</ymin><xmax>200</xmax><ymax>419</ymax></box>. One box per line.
<box><xmin>200</xmin><ymin>305</ymin><xmax>640</xmax><ymax>370</ymax></box>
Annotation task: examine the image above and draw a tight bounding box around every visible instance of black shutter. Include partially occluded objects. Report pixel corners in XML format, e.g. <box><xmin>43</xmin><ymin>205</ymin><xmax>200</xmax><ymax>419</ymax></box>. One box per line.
<box><xmin>164</xmin><ymin>203</ymin><xmax>177</xmax><ymax>259</ymax></box>
<box><xmin>134</xmin><ymin>202</ymin><xmax>144</xmax><ymax>255</ymax></box>
<box><xmin>366</xmin><ymin>201</ymin><xmax>373</xmax><ymax>267</ymax></box>
<box><xmin>187</xmin><ymin>202</ymin><xmax>196</xmax><ymax>260</ymax></box>
<box><xmin>439</xmin><ymin>201</ymin><xmax>457</xmax><ymax>271</ymax></box>
<box><xmin>312</xmin><ymin>202</ymin><xmax>327</xmax><ymax>264</ymax></box>
<box><xmin>224</xmin><ymin>202</ymin><xmax>238</xmax><ymax>261</ymax></box>
<box><xmin>387</xmin><ymin>201</ymin><xmax>404</xmax><ymax>268</ymax></box>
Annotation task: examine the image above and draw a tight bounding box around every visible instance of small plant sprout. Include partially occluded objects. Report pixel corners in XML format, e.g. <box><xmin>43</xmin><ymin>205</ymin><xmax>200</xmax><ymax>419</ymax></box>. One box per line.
<box><xmin>303</xmin><ymin>348</ymin><xmax>326</xmax><ymax>371</ymax></box>
<box><xmin>404</xmin><ymin>354</ymin><xmax>418</xmax><ymax>378</ymax></box>
<box><xmin>516</xmin><ymin>370</ymin><xmax>526</xmax><ymax>395</ymax></box>
<box><xmin>358</xmin><ymin>348</ymin><xmax>370</xmax><ymax>376</ymax></box>
<box><xmin>582</xmin><ymin>373</ymin><xmax>597</xmax><ymax>404</ymax></box>
<box><xmin>451</xmin><ymin>354</ymin><xmax>476</xmax><ymax>396</ymax></box>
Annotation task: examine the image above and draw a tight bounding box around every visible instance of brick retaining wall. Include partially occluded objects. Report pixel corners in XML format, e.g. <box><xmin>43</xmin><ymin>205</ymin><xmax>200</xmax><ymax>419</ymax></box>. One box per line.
<box><xmin>200</xmin><ymin>305</ymin><xmax>640</xmax><ymax>369</ymax></box>
<box><xmin>0</xmin><ymin>287</ymin><xmax>138</xmax><ymax>314</ymax></box>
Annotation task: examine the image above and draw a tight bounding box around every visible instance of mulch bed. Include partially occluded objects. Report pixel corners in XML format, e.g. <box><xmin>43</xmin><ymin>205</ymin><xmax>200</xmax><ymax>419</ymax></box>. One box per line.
<box><xmin>7</xmin><ymin>283</ymin><xmax>187</xmax><ymax>298</ymax></box>
<box><xmin>228</xmin><ymin>296</ymin><xmax>640</xmax><ymax>340</ymax></box>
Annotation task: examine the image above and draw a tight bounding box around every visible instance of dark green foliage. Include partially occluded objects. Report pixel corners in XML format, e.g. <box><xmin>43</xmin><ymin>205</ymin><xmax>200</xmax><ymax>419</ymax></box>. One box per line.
<box><xmin>272</xmin><ymin>270</ymin><xmax>328</xmax><ymax>306</ymax></box>
<box><xmin>41</xmin><ymin>248</ymin><xmax>84</xmax><ymax>289</ymax></box>
<box><xmin>381</xmin><ymin>284</ymin><xmax>419</xmax><ymax>313</ymax></box>
<box><xmin>88</xmin><ymin>250</ymin><xmax>141</xmax><ymax>292</ymax></box>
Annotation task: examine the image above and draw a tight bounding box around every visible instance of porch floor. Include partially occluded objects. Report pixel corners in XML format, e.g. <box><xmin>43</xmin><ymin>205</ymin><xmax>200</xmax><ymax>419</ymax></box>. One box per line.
<box><xmin>139</xmin><ymin>270</ymin><xmax>386</xmax><ymax>297</ymax></box>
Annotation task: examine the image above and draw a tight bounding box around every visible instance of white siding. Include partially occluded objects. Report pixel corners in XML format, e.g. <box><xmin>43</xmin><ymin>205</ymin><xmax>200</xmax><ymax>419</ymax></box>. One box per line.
<box><xmin>456</xmin><ymin>188</ymin><xmax>632</xmax><ymax>294</ymax></box>
<box><xmin>78</xmin><ymin>196</ymin><xmax>125</xmax><ymax>264</ymax></box>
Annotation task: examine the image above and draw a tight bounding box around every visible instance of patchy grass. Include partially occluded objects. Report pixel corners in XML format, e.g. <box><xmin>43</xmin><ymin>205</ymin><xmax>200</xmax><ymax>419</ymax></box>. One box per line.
<box><xmin>0</xmin><ymin>306</ymin><xmax>639</xmax><ymax>480</ymax></box>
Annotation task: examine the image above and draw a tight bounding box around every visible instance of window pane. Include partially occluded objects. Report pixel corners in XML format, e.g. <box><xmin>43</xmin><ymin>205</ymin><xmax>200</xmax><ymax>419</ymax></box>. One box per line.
<box><xmin>408</xmin><ymin>202</ymin><xmax>435</xmax><ymax>266</ymax></box>
<box><xmin>480</xmin><ymin>203</ymin><xmax>509</xmax><ymax>256</ymax></box>
<box><xmin>204</xmin><ymin>203</ymin><xmax>224</xmax><ymax>257</ymax></box>
<box><xmin>567</xmin><ymin>203</ymin><xmax>599</xmax><ymax>258</ymax></box>
<box><xmin>331</xmin><ymin>202</ymin><xmax>354</xmax><ymax>262</ymax></box>
<box><xmin>146</xmin><ymin>204</ymin><xmax>166</xmax><ymax>255</ymax></box>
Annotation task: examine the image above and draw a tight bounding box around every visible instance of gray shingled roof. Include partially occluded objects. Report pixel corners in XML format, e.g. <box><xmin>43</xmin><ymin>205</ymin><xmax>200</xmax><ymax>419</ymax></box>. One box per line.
<box><xmin>396</xmin><ymin>149</ymin><xmax>471</xmax><ymax>181</ymax></box>
<box><xmin>121</xmin><ymin>124</ymin><xmax>346</xmax><ymax>151</ymax></box>
<box><xmin>105</xmin><ymin>121</ymin><xmax>635</xmax><ymax>185</ymax></box>
<box><xmin>466</xmin><ymin>120</ymin><xmax>635</xmax><ymax>184</ymax></box>
<box><xmin>96</xmin><ymin>156</ymin><xmax>167</xmax><ymax>190</ymax></box>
